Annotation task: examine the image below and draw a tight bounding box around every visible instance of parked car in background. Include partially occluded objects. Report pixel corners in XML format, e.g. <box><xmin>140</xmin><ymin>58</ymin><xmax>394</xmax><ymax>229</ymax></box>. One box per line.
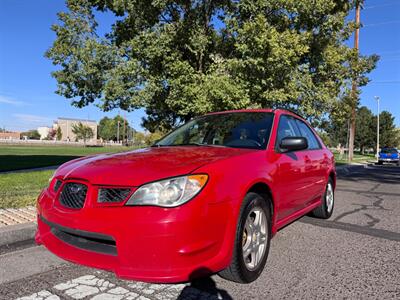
<box><xmin>36</xmin><ymin>109</ymin><xmax>336</xmax><ymax>284</ymax></box>
<box><xmin>378</xmin><ymin>148</ymin><xmax>400</xmax><ymax>165</ymax></box>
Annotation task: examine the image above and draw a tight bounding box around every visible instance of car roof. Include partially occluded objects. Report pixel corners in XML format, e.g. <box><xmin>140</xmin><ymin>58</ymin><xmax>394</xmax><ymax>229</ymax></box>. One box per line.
<box><xmin>205</xmin><ymin>108</ymin><xmax>305</xmax><ymax>120</ymax></box>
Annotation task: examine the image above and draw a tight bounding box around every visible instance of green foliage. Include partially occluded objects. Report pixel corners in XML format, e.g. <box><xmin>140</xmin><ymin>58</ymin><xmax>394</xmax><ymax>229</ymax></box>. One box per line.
<box><xmin>46</xmin><ymin>0</ymin><xmax>378</xmax><ymax>130</ymax></box>
<box><xmin>378</xmin><ymin>111</ymin><xmax>398</xmax><ymax>148</ymax></box>
<box><xmin>98</xmin><ymin>115</ymin><xmax>132</xmax><ymax>141</ymax></box>
<box><xmin>324</xmin><ymin>107</ymin><xmax>399</xmax><ymax>152</ymax></box>
<box><xmin>144</xmin><ymin>131</ymin><xmax>163</xmax><ymax>146</ymax></box>
<box><xmin>21</xmin><ymin>130</ymin><xmax>41</xmax><ymax>140</ymax></box>
<box><xmin>56</xmin><ymin>126</ymin><xmax>63</xmax><ymax>140</ymax></box>
<box><xmin>355</xmin><ymin>106</ymin><xmax>375</xmax><ymax>152</ymax></box>
<box><xmin>71</xmin><ymin>122</ymin><xmax>94</xmax><ymax>143</ymax></box>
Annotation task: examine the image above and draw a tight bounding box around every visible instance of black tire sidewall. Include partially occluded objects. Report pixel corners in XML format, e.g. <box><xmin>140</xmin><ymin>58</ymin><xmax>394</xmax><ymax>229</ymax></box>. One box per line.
<box><xmin>235</xmin><ymin>193</ymin><xmax>271</xmax><ymax>283</ymax></box>
<box><xmin>323</xmin><ymin>178</ymin><xmax>334</xmax><ymax>218</ymax></box>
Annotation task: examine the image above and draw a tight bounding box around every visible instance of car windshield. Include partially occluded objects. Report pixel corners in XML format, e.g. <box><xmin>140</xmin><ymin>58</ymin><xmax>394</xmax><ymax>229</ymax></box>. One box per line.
<box><xmin>154</xmin><ymin>112</ymin><xmax>274</xmax><ymax>150</ymax></box>
<box><xmin>381</xmin><ymin>148</ymin><xmax>398</xmax><ymax>154</ymax></box>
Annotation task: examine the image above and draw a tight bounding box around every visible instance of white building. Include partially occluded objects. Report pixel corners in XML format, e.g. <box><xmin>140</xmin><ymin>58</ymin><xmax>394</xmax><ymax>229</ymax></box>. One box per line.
<box><xmin>37</xmin><ymin>126</ymin><xmax>51</xmax><ymax>140</ymax></box>
<box><xmin>55</xmin><ymin>117</ymin><xmax>97</xmax><ymax>142</ymax></box>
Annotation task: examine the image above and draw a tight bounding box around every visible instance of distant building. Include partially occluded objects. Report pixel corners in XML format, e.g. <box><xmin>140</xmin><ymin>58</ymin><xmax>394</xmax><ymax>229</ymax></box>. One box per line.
<box><xmin>55</xmin><ymin>118</ymin><xmax>97</xmax><ymax>142</ymax></box>
<box><xmin>37</xmin><ymin>126</ymin><xmax>51</xmax><ymax>140</ymax></box>
<box><xmin>0</xmin><ymin>132</ymin><xmax>20</xmax><ymax>140</ymax></box>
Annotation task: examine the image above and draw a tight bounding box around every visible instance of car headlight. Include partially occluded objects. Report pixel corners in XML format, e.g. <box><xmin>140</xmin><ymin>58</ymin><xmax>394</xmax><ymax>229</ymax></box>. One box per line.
<box><xmin>125</xmin><ymin>174</ymin><xmax>208</xmax><ymax>207</ymax></box>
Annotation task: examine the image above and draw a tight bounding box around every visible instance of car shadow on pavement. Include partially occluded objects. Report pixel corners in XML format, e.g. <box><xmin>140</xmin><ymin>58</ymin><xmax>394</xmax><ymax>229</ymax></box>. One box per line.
<box><xmin>177</xmin><ymin>277</ymin><xmax>233</xmax><ymax>300</ymax></box>
<box><xmin>177</xmin><ymin>268</ymin><xmax>233</xmax><ymax>300</ymax></box>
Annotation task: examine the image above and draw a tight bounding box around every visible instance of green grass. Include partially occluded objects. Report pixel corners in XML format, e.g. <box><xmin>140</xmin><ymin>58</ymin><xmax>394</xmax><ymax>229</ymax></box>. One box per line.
<box><xmin>0</xmin><ymin>145</ymin><xmax>137</xmax><ymax>171</ymax></box>
<box><xmin>0</xmin><ymin>170</ymin><xmax>54</xmax><ymax>208</ymax></box>
<box><xmin>333</xmin><ymin>151</ymin><xmax>375</xmax><ymax>165</ymax></box>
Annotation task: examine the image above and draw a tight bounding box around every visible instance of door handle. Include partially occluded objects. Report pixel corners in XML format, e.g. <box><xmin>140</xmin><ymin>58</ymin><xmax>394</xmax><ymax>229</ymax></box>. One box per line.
<box><xmin>304</xmin><ymin>156</ymin><xmax>311</xmax><ymax>163</ymax></box>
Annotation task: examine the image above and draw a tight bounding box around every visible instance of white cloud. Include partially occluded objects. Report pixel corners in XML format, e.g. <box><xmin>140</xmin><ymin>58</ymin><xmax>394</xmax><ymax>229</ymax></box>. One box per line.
<box><xmin>13</xmin><ymin>113</ymin><xmax>53</xmax><ymax>124</ymax></box>
<box><xmin>0</xmin><ymin>95</ymin><xmax>27</xmax><ymax>106</ymax></box>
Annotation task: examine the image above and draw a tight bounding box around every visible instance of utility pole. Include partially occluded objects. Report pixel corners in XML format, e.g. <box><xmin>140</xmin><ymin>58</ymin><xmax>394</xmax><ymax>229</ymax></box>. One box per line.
<box><xmin>375</xmin><ymin>96</ymin><xmax>380</xmax><ymax>159</ymax></box>
<box><xmin>348</xmin><ymin>1</ymin><xmax>361</xmax><ymax>162</ymax></box>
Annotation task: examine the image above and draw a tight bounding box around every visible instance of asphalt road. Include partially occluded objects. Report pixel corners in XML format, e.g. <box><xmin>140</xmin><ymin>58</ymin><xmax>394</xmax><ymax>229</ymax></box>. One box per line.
<box><xmin>1</xmin><ymin>164</ymin><xmax>399</xmax><ymax>300</ymax></box>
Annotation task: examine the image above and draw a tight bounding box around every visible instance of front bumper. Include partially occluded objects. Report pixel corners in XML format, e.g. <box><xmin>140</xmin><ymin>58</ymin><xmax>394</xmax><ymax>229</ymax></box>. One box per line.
<box><xmin>379</xmin><ymin>158</ymin><xmax>399</xmax><ymax>163</ymax></box>
<box><xmin>36</xmin><ymin>188</ymin><xmax>235</xmax><ymax>283</ymax></box>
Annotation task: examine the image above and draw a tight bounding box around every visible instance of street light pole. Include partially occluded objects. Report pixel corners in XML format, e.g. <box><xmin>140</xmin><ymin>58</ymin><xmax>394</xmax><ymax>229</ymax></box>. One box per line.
<box><xmin>375</xmin><ymin>96</ymin><xmax>380</xmax><ymax>159</ymax></box>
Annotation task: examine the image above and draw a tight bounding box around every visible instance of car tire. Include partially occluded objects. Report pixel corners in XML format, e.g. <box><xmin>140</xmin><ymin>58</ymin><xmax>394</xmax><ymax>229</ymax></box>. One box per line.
<box><xmin>219</xmin><ymin>192</ymin><xmax>271</xmax><ymax>283</ymax></box>
<box><xmin>310</xmin><ymin>178</ymin><xmax>334</xmax><ymax>219</ymax></box>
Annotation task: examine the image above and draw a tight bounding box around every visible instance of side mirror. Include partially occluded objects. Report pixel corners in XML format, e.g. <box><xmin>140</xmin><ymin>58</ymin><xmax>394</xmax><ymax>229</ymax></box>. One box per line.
<box><xmin>279</xmin><ymin>137</ymin><xmax>308</xmax><ymax>152</ymax></box>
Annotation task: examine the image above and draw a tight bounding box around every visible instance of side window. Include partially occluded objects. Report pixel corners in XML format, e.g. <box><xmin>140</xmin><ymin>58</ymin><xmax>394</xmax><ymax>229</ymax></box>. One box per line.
<box><xmin>295</xmin><ymin>120</ymin><xmax>321</xmax><ymax>150</ymax></box>
<box><xmin>276</xmin><ymin>115</ymin><xmax>300</xmax><ymax>149</ymax></box>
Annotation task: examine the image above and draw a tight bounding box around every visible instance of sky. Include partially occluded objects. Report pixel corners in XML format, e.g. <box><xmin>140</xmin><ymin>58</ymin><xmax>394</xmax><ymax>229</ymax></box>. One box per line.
<box><xmin>0</xmin><ymin>0</ymin><xmax>399</xmax><ymax>132</ymax></box>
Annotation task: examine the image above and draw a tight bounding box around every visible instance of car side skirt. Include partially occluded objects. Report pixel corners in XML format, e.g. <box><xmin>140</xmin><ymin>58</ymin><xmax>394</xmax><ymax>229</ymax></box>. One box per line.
<box><xmin>274</xmin><ymin>200</ymin><xmax>321</xmax><ymax>233</ymax></box>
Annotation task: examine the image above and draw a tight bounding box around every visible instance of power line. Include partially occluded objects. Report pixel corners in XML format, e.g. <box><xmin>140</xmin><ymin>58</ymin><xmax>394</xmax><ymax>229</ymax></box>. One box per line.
<box><xmin>364</xmin><ymin>3</ymin><xmax>400</xmax><ymax>10</ymax></box>
<box><xmin>364</xmin><ymin>20</ymin><xmax>400</xmax><ymax>27</ymax></box>
<box><xmin>370</xmin><ymin>80</ymin><xmax>400</xmax><ymax>84</ymax></box>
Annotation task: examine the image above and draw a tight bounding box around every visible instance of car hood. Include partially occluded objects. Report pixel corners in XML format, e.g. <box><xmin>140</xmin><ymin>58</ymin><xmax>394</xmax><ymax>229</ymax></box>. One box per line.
<box><xmin>55</xmin><ymin>146</ymin><xmax>255</xmax><ymax>186</ymax></box>
<box><xmin>380</xmin><ymin>152</ymin><xmax>398</xmax><ymax>158</ymax></box>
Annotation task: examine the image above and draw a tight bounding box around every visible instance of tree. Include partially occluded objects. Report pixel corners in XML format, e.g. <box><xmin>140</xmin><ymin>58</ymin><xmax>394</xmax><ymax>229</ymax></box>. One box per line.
<box><xmin>395</xmin><ymin>128</ymin><xmax>400</xmax><ymax>148</ymax></box>
<box><xmin>377</xmin><ymin>111</ymin><xmax>398</xmax><ymax>148</ymax></box>
<box><xmin>144</xmin><ymin>131</ymin><xmax>163</xmax><ymax>146</ymax></box>
<box><xmin>355</xmin><ymin>106</ymin><xmax>375</xmax><ymax>153</ymax></box>
<box><xmin>56</xmin><ymin>127</ymin><xmax>62</xmax><ymax>140</ymax></box>
<box><xmin>47</xmin><ymin>129</ymin><xmax>57</xmax><ymax>140</ymax></box>
<box><xmin>98</xmin><ymin>116</ymin><xmax>132</xmax><ymax>142</ymax></box>
<box><xmin>21</xmin><ymin>130</ymin><xmax>41</xmax><ymax>140</ymax></box>
<box><xmin>46</xmin><ymin>0</ymin><xmax>378</xmax><ymax>131</ymax></box>
<box><xmin>71</xmin><ymin>122</ymin><xmax>94</xmax><ymax>144</ymax></box>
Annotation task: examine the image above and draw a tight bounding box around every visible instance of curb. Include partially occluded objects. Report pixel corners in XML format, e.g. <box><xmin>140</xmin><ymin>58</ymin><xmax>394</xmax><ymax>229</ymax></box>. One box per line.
<box><xmin>0</xmin><ymin>222</ymin><xmax>36</xmax><ymax>248</ymax></box>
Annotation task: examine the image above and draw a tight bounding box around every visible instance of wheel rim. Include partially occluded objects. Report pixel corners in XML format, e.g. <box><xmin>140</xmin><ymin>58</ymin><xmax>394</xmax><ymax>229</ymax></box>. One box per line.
<box><xmin>242</xmin><ymin>208</ymin><xmax>268</xmax><ymax>271</ymax></box>
<box><xmin>326</xmin><ymin>183</ymin><xmax>334</xmax><ymax>213</ymax></box>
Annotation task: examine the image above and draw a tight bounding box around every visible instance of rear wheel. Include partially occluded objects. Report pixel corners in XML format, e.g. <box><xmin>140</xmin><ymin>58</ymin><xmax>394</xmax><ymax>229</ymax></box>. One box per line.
<box><xmin>219</xmin><ymin>192</ymin><xmax>271</xmax><ymax>283</ymax></box>
<box><xmin>311</xmin><ymin>178</ymin><xmax>334</xmax><ymax>219</ymax></box>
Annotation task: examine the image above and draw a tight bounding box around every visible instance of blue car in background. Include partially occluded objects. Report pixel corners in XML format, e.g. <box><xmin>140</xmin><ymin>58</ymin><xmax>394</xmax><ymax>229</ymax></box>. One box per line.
<box><xmin>378</xmin><ymin>147</ymin><xmax>400</xmax><ymax>165</ymax></box>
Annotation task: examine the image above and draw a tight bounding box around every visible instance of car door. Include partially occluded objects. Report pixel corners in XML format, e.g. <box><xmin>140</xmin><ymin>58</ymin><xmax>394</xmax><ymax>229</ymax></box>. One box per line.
<box><xmin>274</xmin><ymin>115</ymin><xmax>309</xmax><ymax>221</ymax></box>
<box><xmin>295</xmin><ymin>119</ymin><xmax>327</xmax><ymax>207</ymax></box>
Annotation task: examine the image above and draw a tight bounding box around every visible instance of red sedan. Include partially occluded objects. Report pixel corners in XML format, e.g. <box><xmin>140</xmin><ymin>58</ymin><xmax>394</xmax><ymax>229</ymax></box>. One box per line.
<box><xmin>36</xmin><ymin>109</ymin><xmax>335</xmax><ymax>283</ymax></box>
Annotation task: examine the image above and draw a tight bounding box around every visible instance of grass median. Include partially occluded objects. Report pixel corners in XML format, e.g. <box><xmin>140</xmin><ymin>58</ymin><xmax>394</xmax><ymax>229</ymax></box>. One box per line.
<box><xmin>0</xmin><ymin>170</ymin><xmax>54</xmax><ymax>208</ymax></box>
<box><xmin>0</xmin><ymin>145</ymin><xmax>134</xmax><ymax>171</ymax></box>
<box><xmin>333</xmin><ymin>152</ymin><xmax>375</xmax><ymax>165</ymax></box>
<box><xmin>0</xmin><ymin>144</ymin><xmax>143</xmax><ymax>208</ymax></box>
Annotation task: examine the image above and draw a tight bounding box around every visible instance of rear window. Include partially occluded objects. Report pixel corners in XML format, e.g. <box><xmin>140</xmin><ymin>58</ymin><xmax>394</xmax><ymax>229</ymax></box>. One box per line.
<box><xmin>381</xmin><ymin>148</ymin><xmax>398</xmax><ymax>154</ymax></box>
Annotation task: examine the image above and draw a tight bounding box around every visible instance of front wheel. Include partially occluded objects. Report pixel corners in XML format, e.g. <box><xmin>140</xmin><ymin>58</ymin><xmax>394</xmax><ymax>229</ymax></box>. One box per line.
<box><xmin>310</xmin><ymin>178</ymin><xmax>334</xmax><ymax>219</ymax></box>
<box><xmin>219</xmin><ymin>192</ymin><xmax>271</xmax><ymax>283</ymax></box>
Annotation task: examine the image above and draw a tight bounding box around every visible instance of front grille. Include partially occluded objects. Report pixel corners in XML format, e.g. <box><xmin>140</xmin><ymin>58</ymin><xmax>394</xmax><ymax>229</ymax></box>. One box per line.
<box><xmin>60</xmin><ymin>183</ymin><xmax>88</xmax><ymax>209</ymax></box>
<box><xmin>98</xmin><ymin>188</ymin><xmax>131</xmax><ymax>203</ymax></box>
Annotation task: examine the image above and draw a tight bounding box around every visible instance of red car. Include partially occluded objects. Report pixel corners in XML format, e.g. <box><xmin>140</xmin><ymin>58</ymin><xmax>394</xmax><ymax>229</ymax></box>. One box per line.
<box><xmin>36</xmin><ymin>109</ymin><xmax>335</xmax><ymax>283</ymax></box>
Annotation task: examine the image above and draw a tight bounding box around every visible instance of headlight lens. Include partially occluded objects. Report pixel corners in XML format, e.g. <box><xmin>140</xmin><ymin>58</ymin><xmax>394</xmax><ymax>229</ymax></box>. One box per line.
<box><xmin>126</xmin><ymin>174</ymin><xmax>208</xmax><ymax>207</ymax></box>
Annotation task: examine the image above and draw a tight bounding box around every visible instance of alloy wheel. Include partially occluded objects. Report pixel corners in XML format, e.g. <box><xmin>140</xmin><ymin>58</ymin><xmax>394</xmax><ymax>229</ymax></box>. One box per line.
<box><xmin>242</xmin><ymin>208</ymin><xmax>268</xmax><ymax>271</ymax></box>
